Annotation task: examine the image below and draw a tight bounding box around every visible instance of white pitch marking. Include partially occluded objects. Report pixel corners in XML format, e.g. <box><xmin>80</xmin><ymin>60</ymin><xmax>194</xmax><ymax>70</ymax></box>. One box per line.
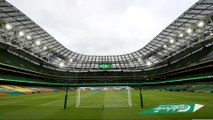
<box><xmin>41</xmin><ymin>100</ymin><xmax>58</xmax><ymax>106</ymax></box>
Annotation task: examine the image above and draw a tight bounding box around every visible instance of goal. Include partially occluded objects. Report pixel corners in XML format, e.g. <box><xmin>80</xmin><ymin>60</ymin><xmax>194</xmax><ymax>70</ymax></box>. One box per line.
<box><xmin>76</xmin><ymin>86</ymin><xmax>132</xmax><ymax>108</ymax></box>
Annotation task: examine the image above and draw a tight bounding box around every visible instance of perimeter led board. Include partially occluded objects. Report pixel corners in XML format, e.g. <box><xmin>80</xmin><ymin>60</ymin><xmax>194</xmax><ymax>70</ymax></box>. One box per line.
<box><xmin>98</xmin><ymin>64</ymin><xmax>112</xmax><ymax>69</ymax></box>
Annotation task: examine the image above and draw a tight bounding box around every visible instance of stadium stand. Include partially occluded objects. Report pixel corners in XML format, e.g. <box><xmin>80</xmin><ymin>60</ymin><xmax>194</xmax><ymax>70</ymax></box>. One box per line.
<box><xmin>0</xmin><ymin>41</ymin><xmax>212</xmax><ymax>85</ymax></box>
<box><xmin>142</xmin><ymin>81</ymin><xmax>213</xmax><ymax>93</ymax></box>
<box><xmin>0</xmin><ymin>84</ymin><xmax>64</xmax><ymax>96</ymax></box>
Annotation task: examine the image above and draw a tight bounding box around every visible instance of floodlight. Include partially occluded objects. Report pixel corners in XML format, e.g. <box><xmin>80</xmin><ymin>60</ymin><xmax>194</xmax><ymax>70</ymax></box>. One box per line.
<box><xmin>163</xmin><ymin>45</ymin><xmax>167</xmax><ymax>48</ymax></box>
<box><xmin>43</xmin><ymin>46</ymin><xmax>47</xmax><ymax>50</ymax></box>
<box><xmin>69</xmin><ymin>58</ymin><xmax>73</xmax><ymax>62</ymax></box>
<box><xmin>19</xmin><ymin>31</ymin><xmax>25</xmax><ymax>37</ymax></box>
<box><xmin>26</xmin><ymin>35</ymin><xmax>31</xmax><ymax>40</ymax></box>
<box><xmin>169</xmin><ymin>38</ymin><xmax>175</xmax><ymax>44</ymax></box>
<box><xmin>197</xmin><ymin>21</ymin><xmax>204</xmax><ymax>28</ymax></box>
<box><xmin>35</xmin><ymin>40</ymin><xmax>41</xmax><ymax>46</ymax></box>
<box><xmin>179</xmin><ymin>33</ymin><xmax>184</xmax><ymax>38</ymax></box>
<box><xmin>186</xmin><ymin>28</ymin><xmax>193</xmax><ymax>34</ymax></box>
<box><xmin>146</xmin><ymin>61</ymin><xmax>152</xmax><ymax>66</ymax></box>
<box><xmin>210</xmin><ymin>31</ymin><xmax>213</xmax><ymax>36</ymax></box>
<box><xmin>5</xmin><ymin>24</ymin><xmax>12</xmax><ymax>30</ymax></box>
<box><xmin>59</xmin><ymin>62</ymin><xmax>64</xmax><ymax>67</ymax></box>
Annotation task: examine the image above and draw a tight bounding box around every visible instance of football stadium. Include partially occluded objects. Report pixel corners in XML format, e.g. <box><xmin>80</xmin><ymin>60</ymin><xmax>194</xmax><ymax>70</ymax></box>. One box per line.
<box><xmin>0</xmin><ymin>0</ymin><xmax>213</xmax><ymax>120</ymax></box>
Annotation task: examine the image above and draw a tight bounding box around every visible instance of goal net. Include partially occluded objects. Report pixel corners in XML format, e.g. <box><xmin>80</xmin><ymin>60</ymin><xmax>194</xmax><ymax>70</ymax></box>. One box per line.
<box><xmin>76</xmin><ymin>86</ymin><xmax>132</xmax><ymax>108</ymax></box>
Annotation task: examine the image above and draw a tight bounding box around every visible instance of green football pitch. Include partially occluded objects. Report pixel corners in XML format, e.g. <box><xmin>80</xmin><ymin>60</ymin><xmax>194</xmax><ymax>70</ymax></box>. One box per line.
<box><xmin>0</xmin><ymin>90</ymin><xmax>212</xmax><ymax>120</ymax></box>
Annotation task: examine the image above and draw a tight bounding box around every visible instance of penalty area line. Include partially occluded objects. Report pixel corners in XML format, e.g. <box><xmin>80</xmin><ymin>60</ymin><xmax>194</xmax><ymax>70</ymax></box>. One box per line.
<box><xmin>40</xmin><ymin>100</ymin><xmax>58</xmax><ymax>106</ymax></box>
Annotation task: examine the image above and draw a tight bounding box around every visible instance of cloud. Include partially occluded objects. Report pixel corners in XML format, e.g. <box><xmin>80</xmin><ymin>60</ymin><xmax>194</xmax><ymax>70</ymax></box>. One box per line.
<box><xmin>7</xmin><ymin>0</ymin><xmax>198</xmax><ymax>55</ymax></box>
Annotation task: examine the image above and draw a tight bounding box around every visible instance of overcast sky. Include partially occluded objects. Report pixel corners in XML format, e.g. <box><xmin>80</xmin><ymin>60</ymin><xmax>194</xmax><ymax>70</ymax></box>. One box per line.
<box><xmin>7</xmin><ymin>0</ymin><xmax>198</xmax><ymax>55</ymax></box>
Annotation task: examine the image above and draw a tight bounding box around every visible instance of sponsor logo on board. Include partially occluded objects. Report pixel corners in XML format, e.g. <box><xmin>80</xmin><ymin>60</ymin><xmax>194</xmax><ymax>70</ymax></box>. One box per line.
<box><xmin>139</xmin><ymin>104</ymin><xmax>204</xmax><ymax>114</ymax></box>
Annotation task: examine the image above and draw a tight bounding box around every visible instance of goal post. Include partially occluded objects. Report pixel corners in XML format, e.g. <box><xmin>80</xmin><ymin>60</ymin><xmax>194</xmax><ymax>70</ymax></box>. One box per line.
<box><xmin>75</xmin><ymin>86</ymin><xmax>132</xmax><ymax>108</ymax></box>
<box><xmin>127</xmin><ymin>87</ymin><xmax>132</xmax><ymax>107</ymax></box>
<box><xmin>76</xmin><ymin>87</ymin><xmax>81</xmax><ymax>107</ymax></box>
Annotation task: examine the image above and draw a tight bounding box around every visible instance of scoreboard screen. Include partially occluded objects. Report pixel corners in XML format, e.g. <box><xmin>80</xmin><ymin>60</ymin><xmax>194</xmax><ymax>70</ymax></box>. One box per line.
<box><xmin>98</xmin><ymin>64</ymin><xmax>112</xmax><ymax>69</ymax></box>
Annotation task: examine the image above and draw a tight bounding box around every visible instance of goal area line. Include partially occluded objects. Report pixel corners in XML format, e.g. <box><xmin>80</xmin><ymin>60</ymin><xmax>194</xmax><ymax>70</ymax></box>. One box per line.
<box><xmin>75</xmin><ymin>105</ymin><xmax>132</xmax><ymax>108</ymax></box>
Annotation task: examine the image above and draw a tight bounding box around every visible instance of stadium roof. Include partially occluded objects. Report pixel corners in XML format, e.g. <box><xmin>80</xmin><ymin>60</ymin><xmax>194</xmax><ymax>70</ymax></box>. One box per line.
<box><xmin>0</xmin><ymin>0</ymin><xmax>213</xmax><ymax>71</ymax></box>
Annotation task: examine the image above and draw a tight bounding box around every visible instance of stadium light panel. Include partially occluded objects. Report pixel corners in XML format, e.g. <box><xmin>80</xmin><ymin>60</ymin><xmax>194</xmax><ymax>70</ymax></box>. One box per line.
<box><xmin>5</xmin><ymin>24</ymin><xmax>12</xmax><ymax>30</ymax></box>
<box><xmin>210</xmin><ymin>31</ymin><xmax>213</xmax><ymax>36</ymax></box>
<box><xmin>146</xmin><ymin>61</ymin><xmax>152</xmax><ymax>66</ymax></box>
<box><xmin>19</xmin><ymin>31</ymin><xmax>25</xmax><ymax>37</ymax></box>
<box><xmin>59</xmin><ymin>62</ymin><xmax>64</xmax><ymax>68</ymax></box>
<box><xmin>169</xmin><ymin>38</ymin><xmax>175</xmax><ymax>44</ymax></box>
<box><xmin>197</xmin><ymin>21</ymin><xmax>204</xmax><ymax>28</ymax></box>
<box><xmin>186</xmin><ymin>28</ymin><xmax>193</xmax><ymax>34</ymax></box>
<box><xmin>179</xmin><ymin>33</ymin><xmax>184</xmax><ymax>38</ymax></box>
<box><xmin>35</xmin><ymin>40</ymin><xmax>41</xmax><ymax>46</ymax></box>
<box><xmin>26</xmin><ymin>35</ymin><xmax>31</xmax><ymax>40</ymax></box>
<box><xmin>43</xmin><ymin>46</ymin><xmax>47</xmax><ymax>50</ymax></box>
